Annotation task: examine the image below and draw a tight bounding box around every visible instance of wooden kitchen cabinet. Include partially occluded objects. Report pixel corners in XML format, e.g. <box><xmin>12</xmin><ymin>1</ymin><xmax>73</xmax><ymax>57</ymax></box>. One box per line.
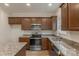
<box><xmin>46</xmin><ymin>18</ymin><xmax>52</xmax><ymax>30</ymax></box>
<box><xmin>32</xmin><ymin>17</ymin><xmax>42</xmax><ymax>24</ymax></box>
<box><xmin>8</xmin><ymin>17</ymin><xmax>22</xmax><ymax>24</ymax></box>
<box><xmin>42</xmin><ymin>38</ymin><xmax>49</xmax><ymax>50</ymax></box>
<box><xmin>19</xmin><ymin>37</ymin><xmax>29</xmax><ymax>42</ymax></box>
<box><xmin>61</xmin><ymin>3</ymin><xmax>79</xmax><ymax>31</ymax></box>
<box><xmin>41</xmin><ymin>17</ymin><xmax>52</xmax><ymax>30</ymax></box>
<box><xmin>8</xmin><ymin>17</ymin><xmax>53</xmax><ymax>30</ymax></box>
<box><xmin>41</xmin><ymin>18</ymin><xmax>47</xmax><ymax>30</ymax></box>
<box><xmin>19</xmin><ymin>37</ymin><xmax>30</xmax><ymax>50</ymax></box>
<box><xmin>15</xmin><ymin>44</ymin><xmax>26</xmax><ymax>56</ymax></box>
<box><xmin>68</xmin><ymin>3</ymin><xmax>79</xmax><ymax>30</ymax></box>
<box><xmin>48</xmin><ymin>40</ymin><xmax>53</xmax><ymax>55</ymax></box>
<box><xmin>31</xmin><ymin>17</ymin><xmax>37</xmax><ymax>24</ymax></box>
<box><xmin>48</xmin><ymin>40</ymin><xmax>58</xmax><ymax>56</ymax></box>
<box><xmin>61</xmin><ymin>3</ymin><xmax>68</xmax><ymax>30</ymax></box>
<box><xmin>21</xmin><ymin>18</ymin><xmax>32</xmax><ymax>30</ymax></box>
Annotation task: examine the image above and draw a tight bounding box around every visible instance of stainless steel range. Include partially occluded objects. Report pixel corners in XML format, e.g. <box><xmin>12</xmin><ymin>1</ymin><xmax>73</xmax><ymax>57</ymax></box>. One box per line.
<box><xmin>30</xmin><ymin>24</ymin><xmax>42</xmax><ymax>50</ymax></box>
<box><xmin>30</xmin><ymin>34</ymin><xmax>42</xmax><ymax>50</ymax></box>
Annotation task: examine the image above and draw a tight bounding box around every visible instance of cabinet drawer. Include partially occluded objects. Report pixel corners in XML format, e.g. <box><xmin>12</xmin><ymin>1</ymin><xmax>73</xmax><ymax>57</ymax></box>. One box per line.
<box><xmin>19</xmin><ymin>37</ymin><xmax>29</xmax><ymax>42</ymax></box>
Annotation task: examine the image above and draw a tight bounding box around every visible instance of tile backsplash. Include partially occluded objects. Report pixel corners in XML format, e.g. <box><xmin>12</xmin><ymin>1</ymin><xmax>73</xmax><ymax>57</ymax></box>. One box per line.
<box><xmin>10</xmin><ymin>25</ymin><xmax>56</xmax><ymax>42</ymax></box>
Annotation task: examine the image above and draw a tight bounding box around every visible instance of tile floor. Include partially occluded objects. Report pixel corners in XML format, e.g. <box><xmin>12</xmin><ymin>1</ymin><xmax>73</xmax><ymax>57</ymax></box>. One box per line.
<box><xmin>26</xmin><ymin>50</ymin><xmax>49</xmax><ymax>56</ymax></box>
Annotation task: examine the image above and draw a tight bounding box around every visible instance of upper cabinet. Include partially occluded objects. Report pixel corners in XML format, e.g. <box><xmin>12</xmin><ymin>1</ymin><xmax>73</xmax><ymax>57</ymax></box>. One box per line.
<box><xmin>41</xmin><ymin>18</ymin><xmax>48</xmax><ymax>30</ymax></box>
<box><xmin>68</xmin><ymin>4</ymin><xmax>79</xmax><ymax>30</ymax></box>
<box><xmin>46</xmin><ymin>18</ymin><xmax>52</xmax><ymax>30</ymax></box>
<box><xmin>32</xmin><ymin>17</ymin><xmax>42</xmax><ymax>24</ymax></box>
<box><xmin>41</xmin><ymin>17</ymin><xmax>52</xmax><ymax>30</ymax></box>
<box><xmin>8</xmin><ymin>17</ymin><xmax>56</xmax><ymax>30</ymax></box>
<box><xmin>61</xmin><ymin>3</ymin><xmax>68</xmax><ymax>30</ymax></box>
<box><xmin>21</xmin><ymin>18</ymin><xmax>32</xmax><ymax>30</ymax></box>
<box><xmin>8</xmin><ymin>17</ymin><xmax>22</xmax><ymax>24</ymax></box>
<box><xmin>61</xmin><ymin>3</ymin><xmax>79</xmax><ymax>31</ymax></box>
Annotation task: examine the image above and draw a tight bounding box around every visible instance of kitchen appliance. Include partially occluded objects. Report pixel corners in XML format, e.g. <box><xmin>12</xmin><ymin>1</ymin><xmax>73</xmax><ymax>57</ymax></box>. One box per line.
<box><xmin>31</xmin><ymin>24</ymin><xmax>41</xmax><ymax>30</ymax></box>
<box><xmin>30</xmin><ymin>24</ymin><xmax>42</xmax><ymax>50</ymax></box>
<box><xmin>30</xmin><ymin>34</ymin><xmax>42</xmax><ymax>50</ymax></box>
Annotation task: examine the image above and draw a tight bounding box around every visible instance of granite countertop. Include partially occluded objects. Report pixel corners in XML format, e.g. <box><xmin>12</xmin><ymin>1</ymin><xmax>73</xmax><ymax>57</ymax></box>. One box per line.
<box><xmin>20</xmin><ymin>34</ymin><xmax>79</xmax><ymax>51</ymax></box>
<box><xmin>61</xmin><ymin>38</ymin><xmax>79</xmax><ymax>50</ymax></box>
<box><xmin>19</xmin><ymin>34</ymin><xmax>79</xmax><ymax>55</ymax></box>
<box><xmin>0</xmin><ymin>42</ymin><xmax>26</xmax><ymax>56</ymax></box>
<box><xmin>42</xmin><ymin>35</ymin><xmax>79</xmax><ymax>55</ymax></box>
<box><xmin>42</xmin><ymin>35</ymin><xmax>79</xmax><ymax>50</ymax></box>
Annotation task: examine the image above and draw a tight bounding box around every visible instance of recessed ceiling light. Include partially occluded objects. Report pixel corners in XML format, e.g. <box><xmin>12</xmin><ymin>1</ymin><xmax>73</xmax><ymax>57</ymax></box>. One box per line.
<box><xmin>26</xmin><ymin>3</ymin><xmax>31</xmax><ymax>6</ymax></box>
<box><xmin>48</xmin><ymin>3</ymin><xmax>52</xmax><ymax>6</ymax></box>
<box><xmin>4</xmin><ymin>3</ymin><xmax>9</xmax><ymax>7</ymax></box>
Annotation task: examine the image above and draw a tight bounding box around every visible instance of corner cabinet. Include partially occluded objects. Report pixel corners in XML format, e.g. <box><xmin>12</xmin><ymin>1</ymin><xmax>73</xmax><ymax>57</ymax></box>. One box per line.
<box><xmin>61</xmin><ymin>3</ymin><xmax>79</xmax><ymax>31</ymax></box>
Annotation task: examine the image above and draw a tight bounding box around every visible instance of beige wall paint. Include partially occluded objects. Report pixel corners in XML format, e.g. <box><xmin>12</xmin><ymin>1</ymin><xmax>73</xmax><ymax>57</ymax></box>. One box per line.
<box><xmin>9</xmin><ymin>12</ymin><xmax>56</xmax><ymax>17</ymax></box>
<box><xmin>56</xmin><ymin>8</ymin><xmax>79</xmax><ymax>43</ymax></box>
<box><xmin>0</xmin><ymin>7</ymin><xmax>11</xmax><ymax>44</ymax></box>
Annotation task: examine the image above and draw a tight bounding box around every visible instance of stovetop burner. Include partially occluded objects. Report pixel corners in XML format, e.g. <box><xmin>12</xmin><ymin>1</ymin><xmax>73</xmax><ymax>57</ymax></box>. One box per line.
<box><xmin>30</xmin><ymin>34</ymin><xmax>41</xmax><ymax>38</ymax></box>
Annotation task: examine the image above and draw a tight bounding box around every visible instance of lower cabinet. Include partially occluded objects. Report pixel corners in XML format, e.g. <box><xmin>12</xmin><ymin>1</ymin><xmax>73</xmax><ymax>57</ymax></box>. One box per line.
<box><xmin>48</xmin><ymin>40</ymin><xmax>64</xmax><ymax>56</ymax></box>
<box><xmin>48</xmin><ymin>40</ymin><xmax>57</xmax><ymax>56</ymax></box>
<box><xmin>41</xmin><ymin>38</ymin><xmax>58</xmax><ymax>56</ymax></box>
<box><xmin>19</xmin><ymin>37</ymin><xmax>30</xmax><ymax>50</ymax></box>
<box><xmin>15</xmin><ymin>44</ymin><xmax>26</xmax><ymax>56</ymax></box>
<box><xmin>42</xmin><ymin>38</ymin><xmax>49</xmax><ymax>50</ymax></box>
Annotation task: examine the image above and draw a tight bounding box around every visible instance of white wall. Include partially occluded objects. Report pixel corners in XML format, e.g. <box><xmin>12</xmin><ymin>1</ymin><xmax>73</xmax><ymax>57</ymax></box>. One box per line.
<box><xmin>9</xmin><ymin>12</ymin><xmax>56</xmax><ymax>17</ymax></box>
<box><xmin>56</xmin><ymin>8</ymin><xmax>79</xmax><ymax>43</ymax></box>
<box><xmin>0</xmin><ymin>7</ymin><xmax>11</xmax><ymax>44</ymax></box>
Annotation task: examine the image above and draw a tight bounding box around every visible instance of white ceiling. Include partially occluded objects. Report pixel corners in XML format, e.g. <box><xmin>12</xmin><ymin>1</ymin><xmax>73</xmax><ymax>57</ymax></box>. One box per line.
<box><xmin>0</xmin><ymin>3</ymin><xmax>61</xmax><ymax>14</ymax></box>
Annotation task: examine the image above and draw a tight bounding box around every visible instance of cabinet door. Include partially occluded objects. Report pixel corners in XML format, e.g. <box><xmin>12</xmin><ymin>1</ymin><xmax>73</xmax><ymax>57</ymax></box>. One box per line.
<box><xmin>8</xmin><ymin>17</ymin><xmax>21</xmax><ymax>24</ymax></box>
<box><xmin>41</xmin><ymin>18</ymin><xmax>47</xmax><ymax>30</ymax></box>
<box><xmin>36</xmin><ymin>17</ymin><xmax>42</xmax><ymax>24</ymax></box>
<box><xmin>46</xmin><ymin>18</ymin><xmax>52</xmax><ymax>30</ymax></box>
<box><xmin>42</xmin><ymin>38</ymin><xmax>48</xmax><ymax>50</ymax></box>
<box><xmin>42</xmin><ymin>18</ymin><xmax>52</xmax><ymax>30</ymax></box>
<box><xmin>32</xmin><ymin>17</ymin><xmax>37</xmax><ymax>24</ymax></box>
<box><xmin>68</xmin><ymin>3</ymin><xmax>79</xmax><ymax>30</ymax></box>
<box><xmin>32</xmin><ymin>17</ymin><xmax>42</xmax><ymax>24</ymax></box>
<box><xmin>21</xmin><ymin>18</ymin><xmax>32</xmax><ymax>30</ymax></box>
<box><xmin>61</xmin><ymin>3</ymin><xmax>68</xmax><ymax>30</ymax></box>
<box><xmin>48</xmin><ymin>40</ymin><xmax>52</xmax><ymax>55</ymax></box>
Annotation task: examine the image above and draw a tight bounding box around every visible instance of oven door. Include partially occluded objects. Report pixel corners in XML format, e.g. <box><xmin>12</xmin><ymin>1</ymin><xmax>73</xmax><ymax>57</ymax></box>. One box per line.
<box><xmin>30</xmin><ymin>38</ymin><xmax>42</xmax><ymax>51</ymax></box>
